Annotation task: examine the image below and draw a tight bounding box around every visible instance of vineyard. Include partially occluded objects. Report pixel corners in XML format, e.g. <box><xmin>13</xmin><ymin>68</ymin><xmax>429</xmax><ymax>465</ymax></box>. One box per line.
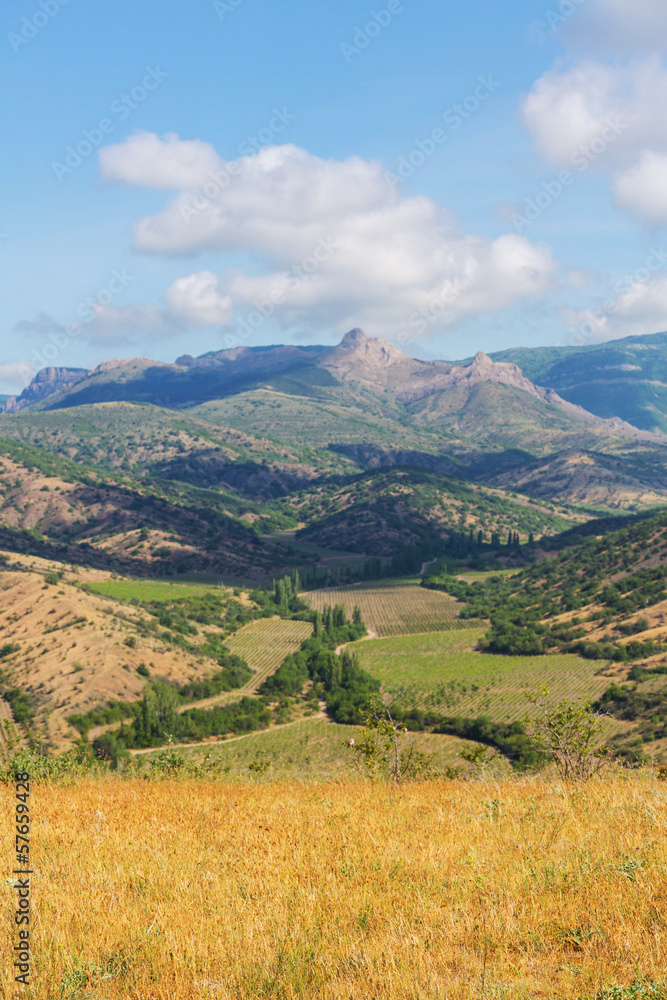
<box><xmin>87</xmin><ymin>579</ymin><xmax>230</xmax><ymax>602</ymax></box>
<box><xmin>165</xmin><ymin>717</ymin><xmax>474</xmax><ymax>780</ymax></box>
<box><xmin>225</xmin><ymin>617</ymin><xmax>314</xmax><ymax>692</ymax></box>
<box><xmin>302</xmin><ymin>579</ymin><xmax>484</xmax><ymax>637</ymax></box>
<box><xmin>352</xmin><ymin>629</ymin><xmax>621</xmax><ymax>725</ymax></box>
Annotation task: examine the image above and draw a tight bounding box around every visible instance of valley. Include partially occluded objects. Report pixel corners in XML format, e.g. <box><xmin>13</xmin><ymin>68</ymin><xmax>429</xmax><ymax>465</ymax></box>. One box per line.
<box><xmin>2</xmin><ymin>328</ymin><xmax>667</xmax><ymax>772</ymax></box>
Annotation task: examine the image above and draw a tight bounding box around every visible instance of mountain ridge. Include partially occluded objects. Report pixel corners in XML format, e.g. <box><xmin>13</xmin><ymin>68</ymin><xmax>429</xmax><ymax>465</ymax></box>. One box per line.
<box><xmin>3</xmin><ymin>329</ymin><xmax>653</xmax><ymax>444</ymax></box>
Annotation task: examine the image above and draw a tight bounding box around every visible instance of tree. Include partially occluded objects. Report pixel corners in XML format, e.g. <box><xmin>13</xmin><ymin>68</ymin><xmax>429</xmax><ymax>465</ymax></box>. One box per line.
<box><xmin>524</xmin><ymin>687</ymin><xmax>612</xmax><ymax>781</ymax></box>
<box><xmin>344</xmin><ymin>697</ymin><xmax>439</xmax><ymax>782</ymax></box>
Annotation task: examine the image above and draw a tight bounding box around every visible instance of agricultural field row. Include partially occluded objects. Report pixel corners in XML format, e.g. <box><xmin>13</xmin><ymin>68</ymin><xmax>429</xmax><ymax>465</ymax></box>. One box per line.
<box><xmin>225</xmin><ymin>617</ymin><xmax>314</xmax><ymax>691</ymax></box>
<box><xmin>302</xmin><ymin>580</ymin><xmax>475</xmax><ymax>637</ymax></box>
<box><xmin>86</xmin><ymin>578</ymin><xmax>231</xmax><ymax>602</ymax></box>
<box><xmin>155</xmin><ymin>717</ymin><xmax>473</xmax><ymax>781</ymax></box>
<box><xmin>351</xmin><ymin>629</ymin><xmax>619</xmax><ymax>726</ymax></box>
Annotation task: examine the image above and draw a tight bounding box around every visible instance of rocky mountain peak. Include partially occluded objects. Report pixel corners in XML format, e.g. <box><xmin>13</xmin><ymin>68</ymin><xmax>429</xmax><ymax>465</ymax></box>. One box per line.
<box><xmin>2</xmin><ymin>366</ymin><xmax>88</xmax><ymax>413</ymax></box>
<box><xmin>471</xmin><ymin>351</ymin><xmax>494</xmax><ymax>369</ymax></box>
<box><xmin>339</xmin><ymin>328</ymin><xmax>370</xmax><ymax>349</ymax></box>
<box><xmin>325</xmin><ymin>329</ymin><xmax>408</xmax><ymax>371</ymax></box>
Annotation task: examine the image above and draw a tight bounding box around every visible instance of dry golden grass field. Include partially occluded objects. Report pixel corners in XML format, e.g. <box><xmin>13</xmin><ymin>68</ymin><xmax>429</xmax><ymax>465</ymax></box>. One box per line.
<box><xmin>1</xmin><ymin>776</ymin><xmax>667</xmax><ymax>999</ymax></box>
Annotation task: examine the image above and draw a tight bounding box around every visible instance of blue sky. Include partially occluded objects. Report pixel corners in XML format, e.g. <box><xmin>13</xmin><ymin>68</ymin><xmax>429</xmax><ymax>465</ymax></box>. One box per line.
<box><xmin>2</xmin><ymin>0</ymin><xmax>667</xmax><ymax>392</ymax></box>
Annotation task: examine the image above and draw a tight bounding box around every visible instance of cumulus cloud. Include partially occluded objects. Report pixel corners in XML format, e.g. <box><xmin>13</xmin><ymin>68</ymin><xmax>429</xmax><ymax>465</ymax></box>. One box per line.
<box><xmin>163</xmin><ymin>271</ymin><xmax>233</xmax><ymax>326</ymax></box>
<box><xmin>524</xmin><ymin>1</ymin><xmax>667</xmax><ymax>227</ymax></box>
<box><xmin>523</xmin><ymin>59</ymin><xmax>667</xmax><ymax>169</ymax></box>
<box><xmin>100</xmin><ymin>136</ymin><xmax>554</xmax><ymax>337</ymax></box>
<box><xmin>100</xmin><ymin>131</ymin><xmax>222</xmax><ymax>189</ymax></box>
<box><xmin>614</xmin><ymin>151</ymin><xmax>667</xmax><ymax>225</ymax></box>
<box><xmin>0</xmin><ymin>361</ymin><xmax>35</xmax><ymax>391</ymax></box>
<box><xmin>565</xmin><ymin>266</ymin><xmax>667</xmax><ymax>341</ymax></box>
<box><xmin>563</xmin><ymin>0</ymin><xmax>667</xmax><ymax>54</ymax></box>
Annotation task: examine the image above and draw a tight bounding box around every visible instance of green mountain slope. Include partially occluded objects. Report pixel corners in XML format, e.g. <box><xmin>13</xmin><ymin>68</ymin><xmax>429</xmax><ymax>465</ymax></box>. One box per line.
<box><xmin>290</xmin><ymin>467</ymin><xmax>585</xmax><ymax>557</ymax></box>
<box><xmin>485</xmin><ymin>331</ymin><xmax>667</xmax><ymax>433</ymax></box>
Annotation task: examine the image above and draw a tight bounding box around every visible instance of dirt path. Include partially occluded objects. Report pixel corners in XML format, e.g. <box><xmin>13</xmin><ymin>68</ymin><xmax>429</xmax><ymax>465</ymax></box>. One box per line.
<box><xmin>419</xmin><ymin>558</ymin><xmax>439</xmax><ymax>576</ymax></box>
<box><xmin>88</xmin><ymin>638</ymin><xmax>303</xmax><ymax>743</ymax></box>
<box><xmin>335</xmin><ymin>629</ymin><xmax>377</xmax><ymax>655</ymax></box>
<box><xmin>129</xmin><ymin>709</ymin><xmax>329</xmax><ymax>756</ymax></box>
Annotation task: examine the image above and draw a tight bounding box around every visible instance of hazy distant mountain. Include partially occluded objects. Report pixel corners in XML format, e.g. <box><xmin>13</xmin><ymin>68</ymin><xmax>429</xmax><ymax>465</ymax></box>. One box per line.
<box><xmin>3</xmin><ymin>329</ymin><xmax>645</xmax><ymax>443</ymax></box>
<box><xmin>482</xmin><ymin>331</ymin><xmax>667</xmax><ymax>433</ymax></box>
<box><xmin>5</xmin><ymin>328</ymin><xmax>667</xmax><ymax>513</ymax></box>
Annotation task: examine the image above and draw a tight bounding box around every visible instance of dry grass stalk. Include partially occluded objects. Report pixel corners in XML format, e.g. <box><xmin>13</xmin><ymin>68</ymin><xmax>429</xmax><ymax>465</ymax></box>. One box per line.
<box><xmin>0</xmin><ymin>776</ymin><xmax>666</xmax><ymax>998</ymax></box>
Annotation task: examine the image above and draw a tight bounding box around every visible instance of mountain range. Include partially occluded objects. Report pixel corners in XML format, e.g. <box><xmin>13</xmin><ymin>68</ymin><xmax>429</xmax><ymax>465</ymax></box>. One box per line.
<box><xmin>6</xmin><ymin>328</ymin><xmax>664</xmax><ymax>436</ymax></box>
<box><xmin>480</xmin><ymin>330</ymin><xmax>667</xmax><ymax>434</ymax></box>
<box><xmin>2</xmin><ymin>327</ymin><xmax>667</xmax><ymax>581</ymax></box>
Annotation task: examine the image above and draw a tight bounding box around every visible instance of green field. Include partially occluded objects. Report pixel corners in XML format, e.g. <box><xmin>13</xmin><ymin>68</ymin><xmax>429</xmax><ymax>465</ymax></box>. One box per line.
<box><xmin>145</xmin><ymin>717</ymin><xmax>473</xmax><ymax>780</ymax></box>
<box><xmin>351</xmin><ymin>629</ymin><xmax>617</xmax><ymax>724</ymax></box>
<box><xmin>225</xmin><ymin>617</ymin><xmax>314</xmax><ymax>689</ymax></box>
<box><xmin>303</xmin><ymin>579</ymin><xmax>484</xmax><ymax>637</ymax></box>
<box><xmin>85</xmin><ymin>578</ymin><xmax>230</xmax><ymax>602</ymax></box>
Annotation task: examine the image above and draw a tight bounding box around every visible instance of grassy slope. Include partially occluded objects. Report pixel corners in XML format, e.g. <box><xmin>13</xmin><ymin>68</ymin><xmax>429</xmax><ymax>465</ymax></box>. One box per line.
<box><xmin>6</xmin><ymin>776</ymin><xmax>667</xmax><ymax>999</ymax></box>
<box><xmin>352</xmin><ymin>628</ymin><xmax>619</xmax><ymax>725</ymax></box>
<box><xmin>166</xmin><ymin>716</ymin><xmax>467</xmax><ymax>780</ymax></box>
<box><xmin>0</xmin><ymin>400</ymin><xmax>353</xmax><ymax>486</ymax></box>
<box><xmin>291</xmin><ymin>468</ymin><xmax>586</xmax><ymax>555</ymax></box>
<box><xmin>0</xmin><ymin>553</ymin><xmax>262</xmax><ymax>749</ymax></box>
<box><xmin>0</xmin><ymin>441</ymin><xmax>290</xmax><ymax>580</ymax></box>
<box><xmin>488</xmin><ymin>331</ymin><xmax>667</xmax><ymax>432</ymax></box>
<box><xmin>191</xmin><ymin>390</ymin><xmax>467</xmax><ymax>455</ymax></box>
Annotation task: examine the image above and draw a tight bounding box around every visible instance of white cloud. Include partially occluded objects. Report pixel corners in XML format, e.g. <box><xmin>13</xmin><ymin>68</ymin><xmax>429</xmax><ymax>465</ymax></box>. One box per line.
<box><xmin>563</xmin><ymin>0</ymin><xmax>667</xmax><ymax>53</ymax></box>
<box><xmin>163</xmin><ymin>271</ymin><xmax>233</xmax><ymax>326</ymax></box>
<box><xmin>0</xmin><ymin>361</ymin><xmax>35</xmax><ymax>391</ymax></box>
<box><xmin>100</xmin><ymin>136</ymin><xmax>555</xmax><ymax>337</ymax></box>
<box><xmin>566</xmin><ymin>270</ymin><xmax>667</xmax><ymax>341</ymax></box>
<box><xmin>99</xmin><ymin>131</ymin><xmax>222</xmax><ymax>189</ymax></box>
<box><xmin>614</xmin><ymin>150</ymin><xmax>667</xmax><ymax>225</ymax></box>
<box><xmin>523</xmin><ymin>59</ymin><xmax>667</xmax><ymax>168</ymax></box>
<box><xmin>523</xmin><ymin>56</ymin><xmax>667</xmax><ymax>226</ymax></box>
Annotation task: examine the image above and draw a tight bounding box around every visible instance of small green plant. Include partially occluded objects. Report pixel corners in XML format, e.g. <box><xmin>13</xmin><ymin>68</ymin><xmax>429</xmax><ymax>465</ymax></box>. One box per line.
<box><xmin>524</xmin><ymin>686</ymin><xmax>612</xmax><ymax>781</ymax></box>
<box><xmin>148</xmin><ymin>747</ymin><xmax>187</xmax><ymax>777</ymax></box>
<box><xmin>345</xmin><ymin>696</ymin><xmax>439</xmax><ymax>782</ymax></box>
<box><xmin>458</xmin><ymin>743</ymin><xmax>507</xmax><ymax>779</ymax></box>
<box><xmin>589</xmin><ymin>980</ymin><xmax>667</xmax><ymax>999</ymax></box>
<box><xmin>248</xmin><ymin>755</ymin><xmax>271</xmax><ymax>775</ymax></box>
